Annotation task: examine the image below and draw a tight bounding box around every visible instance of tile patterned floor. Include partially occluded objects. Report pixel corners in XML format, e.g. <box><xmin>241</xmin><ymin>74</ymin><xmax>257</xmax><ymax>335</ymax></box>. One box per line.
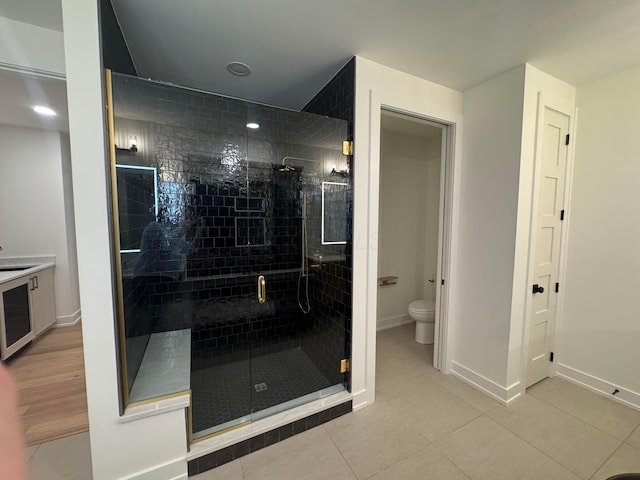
<box><xmin>29</xmin><ymin>322</ymin><xmax>640</xmax><ymax>479</ymax></box>
<box><xmin>191</xmin><ymin>347</ymin><xmax>331</xmax><ymax>435</ymax></box>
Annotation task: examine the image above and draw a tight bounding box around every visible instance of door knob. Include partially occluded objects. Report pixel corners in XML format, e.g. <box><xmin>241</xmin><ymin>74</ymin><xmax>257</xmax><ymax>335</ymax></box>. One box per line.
<box><xmin>532</xmin><ymin>284</ymin><xmax>544</xmax><ymax>294</ymax></box>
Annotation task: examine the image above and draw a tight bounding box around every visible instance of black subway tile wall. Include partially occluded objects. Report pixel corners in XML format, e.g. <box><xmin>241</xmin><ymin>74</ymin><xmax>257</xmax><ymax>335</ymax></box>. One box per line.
<box><xmin>111</xmin><ymin>70</ymin><xmax>354</xmax><ymax>436</ymax></box>
<box><xmin>302</xmin><ymin>57</ymin><xmax>355</xmax><ymax>138</ymax></box>
<box><xmin>100</xmin><ymin>0</ymin><xmax>137</xmax><ymax>76</ymax></box>
<box><xmin>302</xmin><ymin>58</ymin><xmax>355</xmax><ymax>388</ymax></box>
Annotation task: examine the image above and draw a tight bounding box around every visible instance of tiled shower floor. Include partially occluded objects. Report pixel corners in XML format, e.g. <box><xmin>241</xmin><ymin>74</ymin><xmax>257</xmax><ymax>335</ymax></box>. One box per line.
<box><xmin>191</xmin><ymin>347</ymin><xmax>332</xmax><ymax>436</ymax></box>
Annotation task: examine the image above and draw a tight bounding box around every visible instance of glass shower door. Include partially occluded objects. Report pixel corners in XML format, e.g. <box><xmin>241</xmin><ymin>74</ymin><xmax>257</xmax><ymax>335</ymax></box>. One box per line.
<box><xmin>245</xmin><ymin>104</ymin><xmax>351</xmax><ymax>422</ymax></box>
<box><xmin>189</xmin><ymin>107</ymin><xmax>255</xmax><ymax>439</ymax></box>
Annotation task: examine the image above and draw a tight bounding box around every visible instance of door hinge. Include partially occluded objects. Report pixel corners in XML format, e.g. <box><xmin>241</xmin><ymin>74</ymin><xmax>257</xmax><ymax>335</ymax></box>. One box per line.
<box><xmin>340</xmin><ymin>358</ymin><xmax>350</xmax><ymax>373</ymax></box>
<box><xmin>441</xmin><ymin>278</ymin><xmax>445</xmax><ymax>286</ymax></box>
<box><xmin>549</xmin><ymin>352</ymin><xmax>555</xmax><ymax>362</ymax></box>
<box><xmin>560</xmin><ymin>210</ymin><xmax>565</xmax><ymax>221</ymax></box>
<box><xmin>565</xmin><ymin>134</ymin><xmax>570</xmax><ymax>146</ymax></box>
<box><xmin>555</xmin><ymin>282</ymin><xmax>559</xmax><ymax>293</ymax></box>
<box><xmin>342</xmin><ymin>140</ymin><xmax>353</xmax><ymax>156</ymax></box>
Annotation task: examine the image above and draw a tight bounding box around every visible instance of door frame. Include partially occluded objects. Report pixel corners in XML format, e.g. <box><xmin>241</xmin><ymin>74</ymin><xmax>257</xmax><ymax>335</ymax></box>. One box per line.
<box><xmin>367</xmin><ymin>89</ymin><xmax>463</xmax><ymax>396</ymax></box>
<box><xmin>519</xmin><ymin>91</ymin><xmax>576</xmax><ymax>394</ymax></box>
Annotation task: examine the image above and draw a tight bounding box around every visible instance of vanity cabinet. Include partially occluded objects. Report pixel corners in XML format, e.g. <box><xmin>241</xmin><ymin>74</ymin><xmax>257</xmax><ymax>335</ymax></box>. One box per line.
<box><xmin>0</xmin><ymin>266</ymin><xmax>56</xmax><ymax>360</ymax></box>
<box><xmin>31</xmin><ymin>267</ymin><xmax>56</xmax><ymax>336</ymax></box>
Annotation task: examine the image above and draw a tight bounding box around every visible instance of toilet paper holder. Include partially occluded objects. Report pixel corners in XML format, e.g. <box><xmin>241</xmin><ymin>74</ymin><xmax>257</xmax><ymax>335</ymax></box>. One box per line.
<box><xmin>378</xmin><ymin>276</ymin><xmax>398</xmax><ymax>287</ymax></box>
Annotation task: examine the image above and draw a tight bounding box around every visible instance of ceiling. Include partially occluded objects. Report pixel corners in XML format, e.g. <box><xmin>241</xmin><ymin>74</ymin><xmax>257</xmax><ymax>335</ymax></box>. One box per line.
<box><xmin>0</xmin><ymin>0</ymin><xmax>63</xmax><ymax>32</ymax></box>
<box><xmin>110</xmin><ymin>0</ymin><xmax>640</xmax><ymax>110</ymax></box>
<box><xmin>2</xmin><ymin>0</ymin><xmax>640</xmax><ymax>121</ymax></box>
<box><xmin>0</xmin><ymin>1</ymin><xmax>67</xmax><ymax>132</ymax></box>
<box><xmin>0</xmin><ymin>69</ymin><xmax>68</xmax><ymax>132</ymax></box>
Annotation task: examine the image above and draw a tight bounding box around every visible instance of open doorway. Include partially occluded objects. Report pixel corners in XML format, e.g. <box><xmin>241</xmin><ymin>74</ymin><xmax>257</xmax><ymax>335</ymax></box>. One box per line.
<box><xmin>0</xmin><ymin>68</ymin><xmax>88</xmax><ymax>447</ymax></box>
<box><xmin>375</xmin><ymin>109</ymin><xmax>451</xmax><ymax>373</ymax></box>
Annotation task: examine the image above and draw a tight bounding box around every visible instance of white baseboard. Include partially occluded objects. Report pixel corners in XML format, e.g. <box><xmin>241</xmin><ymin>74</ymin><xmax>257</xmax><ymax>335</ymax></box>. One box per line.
<box><xmin>351</xmin><ymin>388</ymin><xmax>374</xmax><ymax>411</ymax></box>
<box><xmin>377</xmin><ymin>314</ymin><xmax>413</xmax><ymax>331</ymax></box>
<box><xmin>55</xmin><ymin>309</ymin><xmax>81</xmax><ymax>327</ymax></box>
<box><xmin>450</xmin><ymin>361</ymin><xmax>521</xmax><ymax>404</ymax></box>
<box><xmin>556</xmin><ymin>363</ymin><xmax>640</xmax><ymax>412</ymax></box>
<box><xmin>120</xmin><ymin>457</ymin><xmax>187</xmax><ymax>480</ymax></box>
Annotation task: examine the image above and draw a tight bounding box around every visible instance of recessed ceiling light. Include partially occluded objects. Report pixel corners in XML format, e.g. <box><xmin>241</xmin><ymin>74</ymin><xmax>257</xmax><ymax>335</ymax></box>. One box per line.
<box><xmin>246</xmin><ymin>122</ymin><xmax>260</xmax><ymax>129</ymax></box>
<box><xmin>227</xmin><ymin>61</ymin><xmax>252</xmax><ymax>77</ymax></box>
<box><xmin>33</xmin><ymin>105</ymin><xmax>57</xmax><ymax>117</ymax></box>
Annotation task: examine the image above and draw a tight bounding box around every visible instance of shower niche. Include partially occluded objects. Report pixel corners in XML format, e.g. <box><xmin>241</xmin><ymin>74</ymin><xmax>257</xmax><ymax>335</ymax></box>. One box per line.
<box><xmin>107</xmin><ymin>71</ymin><xmax>353</xmax><ymax>441</ymax></box>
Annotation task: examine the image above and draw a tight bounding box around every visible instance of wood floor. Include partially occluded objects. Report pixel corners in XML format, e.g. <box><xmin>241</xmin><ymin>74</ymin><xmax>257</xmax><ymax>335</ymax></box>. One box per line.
<box><xmin>7</xmin><ymin>324</ymin><xmax>89</xmax><ymax>446</ymax></box>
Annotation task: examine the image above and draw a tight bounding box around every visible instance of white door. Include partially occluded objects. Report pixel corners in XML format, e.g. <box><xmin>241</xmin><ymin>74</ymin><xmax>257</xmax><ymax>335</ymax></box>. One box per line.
<box><xmin>526</xmin><ymin>107</ymin><xmax>570</xmax><ymax>388</ymax></box>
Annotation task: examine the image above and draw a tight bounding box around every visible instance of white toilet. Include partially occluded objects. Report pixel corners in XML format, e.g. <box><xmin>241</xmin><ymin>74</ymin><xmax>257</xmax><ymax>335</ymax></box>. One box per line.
<box><xmin>408</xmin><ymin>299</ymin><xmax>435</xmax><ymax>344</ymax></box>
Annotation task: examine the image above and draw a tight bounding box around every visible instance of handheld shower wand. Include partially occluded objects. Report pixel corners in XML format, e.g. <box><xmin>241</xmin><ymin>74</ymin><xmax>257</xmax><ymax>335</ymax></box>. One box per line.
<box><xmin>297</xmin><ymin>193</ymin><xmax>311</xmax><ymax>314</ymax></box>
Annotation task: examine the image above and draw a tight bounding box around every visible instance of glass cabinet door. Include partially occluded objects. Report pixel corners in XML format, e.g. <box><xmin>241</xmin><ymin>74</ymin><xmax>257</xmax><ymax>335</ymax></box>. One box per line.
<box><xmin>1</xmin><ymin>277</ymin><xmax>34</xmax><ymax>360</ymax></box>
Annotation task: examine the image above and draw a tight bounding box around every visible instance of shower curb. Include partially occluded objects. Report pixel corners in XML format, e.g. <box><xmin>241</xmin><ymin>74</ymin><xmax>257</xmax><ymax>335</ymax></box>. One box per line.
<box><xmin>187</xmin><ymin>400</ymin><xmax>352</xmax><ymax>476</ymax></box>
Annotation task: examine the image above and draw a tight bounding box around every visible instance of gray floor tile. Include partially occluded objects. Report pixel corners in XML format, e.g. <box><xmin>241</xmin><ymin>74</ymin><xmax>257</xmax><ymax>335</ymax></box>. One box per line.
<box><xmin>386</xmin><ymin>380</ymin><xmax>482</xmax><ymax>442</ymax></box>
<box><xmin>29</xmin><ymin>432</ymin><xmax>92</xmax><ymax>480</ymax></box>
<box><xmin>241</xmin><ymin>427</ymin><xmax>355</xmax><ymax>480</ymax></box>
<box><xmin>488</xmin><ymin>394</ymin><xmax>621</xmax><ymax>478</ymax></box>
<box><xmin>436</xmin><ymin>416</ymin><xmax>581</xmax><ymax>480</ymax></box>
<box><xmin>590</xmin><ymin>443</ymin><xmax>640</xmax><ymax>480</ymax></box>
<box><xmin>26</xmin><ymin>445</ymin><xmax>39</xmax><ymax>462</ymax></box>
<box><xmin>370</xmin><ymin>445</ymin><xmax>471</xmax><ymax>480</ymax></box>
<box><xmin>375</xmin><ymin>353</ymin><xmax>431</xmax><ymax>390</ymax></box>
<box><xmin>324</xmin><ymin>401</ymin><xmax>430</xmax><ymax>479</ymax></box>
<box><xmin>529</xmin><ymin>378</ymin><xmax>640</xmax><ymax>440</ymax></box>
<box><xmin>435</xmin><ymin>374</ymin><xmax>502</xmax><ymax>413</ymax></box>
<box><xmin>626</xmin><ymin>424</ymin><xmax>640</xmax><ymax>451</ymax></box>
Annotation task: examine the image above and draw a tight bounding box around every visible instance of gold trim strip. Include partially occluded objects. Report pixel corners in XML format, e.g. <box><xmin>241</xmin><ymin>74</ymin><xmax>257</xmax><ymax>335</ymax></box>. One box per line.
<box><xmin>187</xmin><ymin>390</ymin><xmax>193</xmax><ymax>448</ymax></box>
<box><xmin>191</xmin><ymin>420</ymin><xmax>252</xmax><ymax>444</ymax></box>
<box><xmin>105</xmin><ymin>68</ymin><xmax>131</xmax><ymax>407</ymax></box>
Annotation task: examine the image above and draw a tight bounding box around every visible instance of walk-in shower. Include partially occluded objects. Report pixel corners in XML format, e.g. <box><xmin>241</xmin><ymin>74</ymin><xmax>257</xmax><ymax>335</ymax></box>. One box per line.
<box><xmin>107</xmin><ymin>72</ymin><xmax>352</xmax><ymax>441</ymax></box>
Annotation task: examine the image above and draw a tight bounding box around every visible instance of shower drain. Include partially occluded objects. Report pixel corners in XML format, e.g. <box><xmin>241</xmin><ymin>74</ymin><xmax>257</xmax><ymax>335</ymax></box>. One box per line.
<box><xmin>254</xmin><ymin>382</ymin><xmax>268</xmax><ymax>392</ymax></box>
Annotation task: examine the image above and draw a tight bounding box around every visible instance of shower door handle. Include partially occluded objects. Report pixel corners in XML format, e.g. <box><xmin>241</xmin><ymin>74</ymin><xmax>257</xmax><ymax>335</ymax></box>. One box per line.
<box><xmin>258</xmin><ymin>275</ymin><xmax>266</xmax><ymax>304</ymax></box>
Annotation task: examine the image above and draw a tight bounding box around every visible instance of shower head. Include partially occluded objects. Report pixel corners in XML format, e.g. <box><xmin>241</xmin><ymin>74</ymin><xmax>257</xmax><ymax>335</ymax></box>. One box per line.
<box><xmin>278</xmin><ymin>155</ymin><xmax>317</xmax><ymax>173</ymax></box>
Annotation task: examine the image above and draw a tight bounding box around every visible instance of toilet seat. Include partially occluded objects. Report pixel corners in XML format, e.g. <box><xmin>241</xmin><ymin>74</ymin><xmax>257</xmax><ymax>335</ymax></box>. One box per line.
<box><xmin>409</xmin><ymin>299</ymin><xmax>435</xmax><ymax>315</ymax></box>
<box><xmin>408</xmin><ymin>298</ymin><xmax>436</xmax><ymax>345</ymax></box>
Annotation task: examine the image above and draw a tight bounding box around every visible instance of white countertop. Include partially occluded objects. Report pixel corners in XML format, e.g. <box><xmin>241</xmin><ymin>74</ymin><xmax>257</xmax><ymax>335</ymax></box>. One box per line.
<box><xmin>0</xmin><ymin>256</ymin><xmax>56</xmax><ymax>284</ymax></box>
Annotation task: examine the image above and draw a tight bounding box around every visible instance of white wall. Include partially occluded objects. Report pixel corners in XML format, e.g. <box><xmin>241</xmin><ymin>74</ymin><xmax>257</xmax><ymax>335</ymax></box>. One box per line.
<box><xmin>59</xmin><ymin>132</ymin><xmax>81</xmax><ymax>323</ymax></box>
<box><xmin>61</xmin><ymin>1</ymin><xmax>188</xmax><ymax>479</ymax></box>
<box><xmin>377</xmin><ymin>130</ymin><xmax>430</xmax><ymax>328</ymax></box>
<box><xmin>353</xmin><ymin>55</ymin><xmax>463</xmax><ymax>408</ymax></box>
<box><xmin>558</xmin><ymin>65</ymin><xmax>640</xmax><ymax>407</ymax></box>
<box><xmin>0</xmin><ymin>124</ymin><xmax>80</xmax><ymax>324</ymax></box>
<box><xmin>0</xmin><ymin>17</ymin><xmax>65</xmax><ymax>78</ymax></box>
<box><xmin>452</xmin><ymin>66</ymin><xmax>526</xmax><ymax>394</ymax></box>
